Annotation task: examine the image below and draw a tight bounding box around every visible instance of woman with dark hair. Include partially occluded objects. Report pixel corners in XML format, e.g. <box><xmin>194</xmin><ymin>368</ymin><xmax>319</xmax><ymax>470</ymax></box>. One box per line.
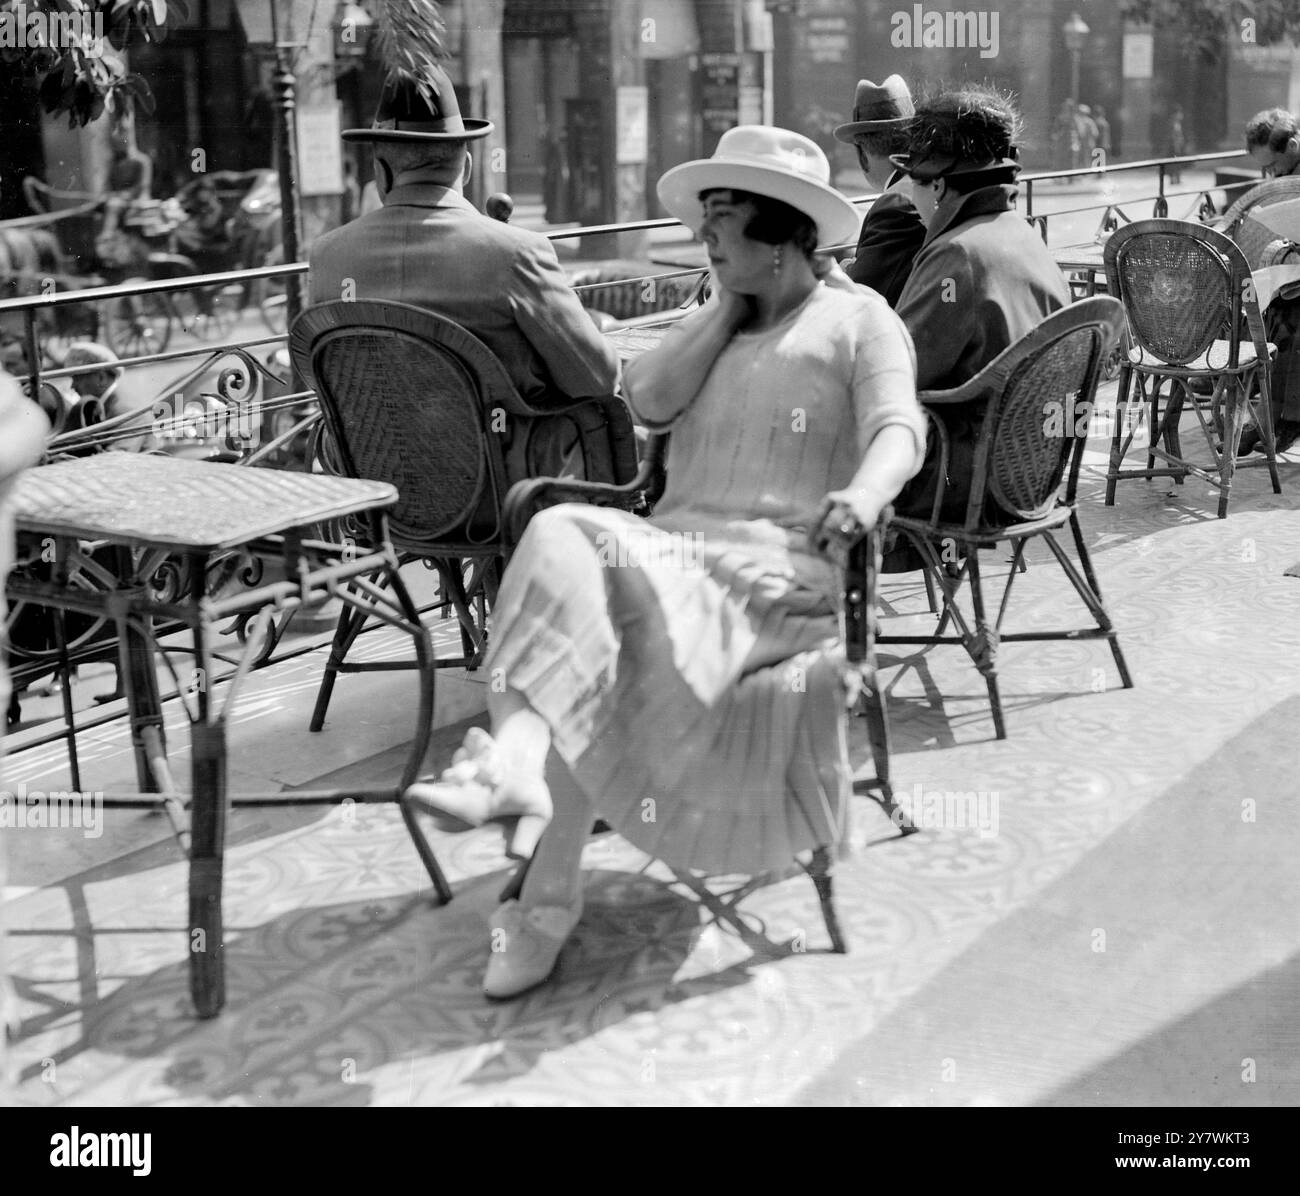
<box><xmin>406</xmin><ymin>126</ymin><xmax>927</xmax><ymax>999</ymax></box>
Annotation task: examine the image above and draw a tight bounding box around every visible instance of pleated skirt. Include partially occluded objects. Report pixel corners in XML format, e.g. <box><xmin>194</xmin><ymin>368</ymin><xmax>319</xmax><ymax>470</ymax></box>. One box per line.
<box><xmin>487</xmin><ymin>503</ymin><xmax>851</xmax><ymax>874</ymax></box>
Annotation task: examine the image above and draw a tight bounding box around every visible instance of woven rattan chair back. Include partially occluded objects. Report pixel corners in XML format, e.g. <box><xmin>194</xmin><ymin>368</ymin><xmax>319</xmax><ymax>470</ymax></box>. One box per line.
<box><xmin>1103</xmin><ymin>220</ymin><xmax>1247</xmax><ymax>369</ymax></box>
<box><xmin>984</xmin><ymin>329</ymin><xmax>1102</xmax><ymax>521</ymax></box>
<box><xmin>955</xmin><ymin>298</ymin><xmax>1125</xmax><ymax>526</ymax></box>
<box><xmin>291</xmin><ymin>300</ymin><xmax>522</xmax><ymax>554</ymax></box>
<box><xmin>1217</xmin><ymin>175</ymin><xmax>1300</xmax><ymax>235</ymax></box>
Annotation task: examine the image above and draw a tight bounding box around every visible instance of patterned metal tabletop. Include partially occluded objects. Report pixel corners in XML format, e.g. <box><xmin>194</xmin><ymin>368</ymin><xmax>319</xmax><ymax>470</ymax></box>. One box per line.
<box><xmin>7</xmin><ymin>454</ymin><xmax>397</xmax><ymax>552</ymax></box>
<box><xmin>1052</xmin><ymin>243</ymin><xmax>1107</xmax><ymax>273</ymax></box>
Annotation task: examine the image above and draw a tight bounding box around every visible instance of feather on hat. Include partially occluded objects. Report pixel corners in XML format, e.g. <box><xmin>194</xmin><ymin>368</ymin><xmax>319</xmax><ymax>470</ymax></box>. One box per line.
<box><xmin>343</xmin><ymin>0</ymin><xmax>492</xmax><ymax>143</ymax></box>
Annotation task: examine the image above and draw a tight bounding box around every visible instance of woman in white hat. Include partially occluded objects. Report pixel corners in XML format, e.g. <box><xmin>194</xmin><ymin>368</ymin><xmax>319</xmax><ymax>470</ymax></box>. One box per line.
<box><xmin>407</xmin><ymin>126</ymin><xmax>927</xmax><ymax>999</ymax></box>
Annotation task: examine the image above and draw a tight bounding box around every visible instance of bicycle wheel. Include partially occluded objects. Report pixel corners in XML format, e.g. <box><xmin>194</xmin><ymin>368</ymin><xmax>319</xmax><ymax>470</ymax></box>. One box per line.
<box><xmin>174</xmin><ymin>284</ymin><xmax>242</xmax><ymax>341</ymax></box>
<box><xmin>102</xmin><ymin>282</ymin><xmax>172</xmax><ymax>357</ymax></box>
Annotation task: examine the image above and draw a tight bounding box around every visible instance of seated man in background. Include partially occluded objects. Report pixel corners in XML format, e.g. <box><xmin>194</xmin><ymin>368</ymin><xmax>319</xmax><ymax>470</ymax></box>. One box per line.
<box><xmin>308</xmin><ymin>64</ymin><xmax>625</xmax><ymax>484</ymax></box>
<box><xmin>1238</xmin><ymin>107</ymin><xmax>1300</xmax><ymax>455</ymax></box>
<box><xmin>889</xmin><ymin>85</ymin><xmax>1071</xmax><ymax>530</ymax></box>
<box><xmin>833</xmin><ymin>75</ymin><xmax>925</xmax><ymax>307</ymax></box>
<box><xmin>1245</xmin><ymin>107</ymin><xmax>1300</xmax><ymax>179</ymax></box>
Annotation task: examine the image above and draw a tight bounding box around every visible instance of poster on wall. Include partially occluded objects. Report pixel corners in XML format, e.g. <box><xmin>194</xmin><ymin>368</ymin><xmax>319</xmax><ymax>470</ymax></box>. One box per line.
<box><xmin>297</xmin><ymin>105</ymin><xmax>344</xmax><ymax>196</ymax></box>
<box><xmin>616</xmin><ymin>86</ymin><xmax>649</xmax><ymax>165</ymax></box>
<box><xmin>1122</xmin><ymin>32</ymin><xmax>1154</xmax><ymax>80</ymax></box>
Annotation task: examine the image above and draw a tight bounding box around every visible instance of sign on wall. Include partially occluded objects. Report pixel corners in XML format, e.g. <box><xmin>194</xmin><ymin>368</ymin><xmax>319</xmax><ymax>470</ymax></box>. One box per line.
<box><xmin>296</xmin><ymin>105</ymin><xmax>344</xmax><ymax>197</ymax></box>
<box><xmin>616</xmin><ymin>86</ymin><xmax>649</xmax><ymax>165</ymax></box>
<box><xmin>1122</xmin><ymin>31</ymin><xmax>1154</xmax><ymax>80</ymax></box>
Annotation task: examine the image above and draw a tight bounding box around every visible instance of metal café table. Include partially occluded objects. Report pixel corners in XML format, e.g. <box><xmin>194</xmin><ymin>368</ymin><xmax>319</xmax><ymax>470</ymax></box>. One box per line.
<box><xmin>1052</xmin><ymin>242</ymin><xmax>1109</xmax><ymax>298</ymax></box>
<box><xmin>5</xmin><ymin>453</ymin><xmax>448</xmax><ymax>1018</ymax></box>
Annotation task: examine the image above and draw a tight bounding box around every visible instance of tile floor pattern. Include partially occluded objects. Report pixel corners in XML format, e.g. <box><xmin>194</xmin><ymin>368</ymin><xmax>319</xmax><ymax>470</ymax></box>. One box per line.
<box><xmin>2</xmin><ymin>424</ymin><xmax>1299</xmax><ymax>1106</ymax></box>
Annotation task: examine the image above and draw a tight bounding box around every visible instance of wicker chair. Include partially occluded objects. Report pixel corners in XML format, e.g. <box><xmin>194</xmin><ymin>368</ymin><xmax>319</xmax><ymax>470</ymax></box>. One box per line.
<box><xmin>1101</xmin><ymin>219</ymin><xmax>1282</xmax><ymax>518</ymax></box>
<box><xmin>289</xmin><ymin>299</ymin><xmax>640</xmax><ymax>731</ymax></box>
<box><xmin>1213</xmin><ymin>175</ymin><xmax>1300</xmax><ymax>238</ymax></box>
<box><xmin>877</xmin><ymin>297</ymin><xmax>1133</xmax><ymax>740</ymax></box>
<box><xmin>497</xmin><ymin>432</ymin><xmax>909</xmax><ymax>956</ymax></box>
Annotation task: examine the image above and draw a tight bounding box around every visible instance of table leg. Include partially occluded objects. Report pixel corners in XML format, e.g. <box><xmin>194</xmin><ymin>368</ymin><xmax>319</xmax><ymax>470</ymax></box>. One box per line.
<box><xmin>189</xmin><ymin>718</ymin><xmax>226</xmax><ymax>1018</ymax></box>
<box><xmin>187</xmin><ymin>557</ymin><xmax>227</xmax><ymax>1018</ymax></box>
<box><xmin>113</xmin><ymin>549</ymin><xmax>165</xmax><ymax>795</ymax></box>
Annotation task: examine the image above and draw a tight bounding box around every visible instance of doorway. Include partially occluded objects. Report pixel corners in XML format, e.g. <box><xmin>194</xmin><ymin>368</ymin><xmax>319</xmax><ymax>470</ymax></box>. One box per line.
<box><xmin>503</xmin><ymin>35</ymin><xmax>579</xmax><ymax>219</ymax></box>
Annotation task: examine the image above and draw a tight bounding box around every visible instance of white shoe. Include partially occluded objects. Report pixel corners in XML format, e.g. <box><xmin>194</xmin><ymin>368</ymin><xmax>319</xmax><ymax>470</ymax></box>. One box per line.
<box><xmin>483</xmin><ymin>894</ymin><xmax>583</xmax><ymax>1000</ymax></box>
<box><xmin>405</xmin><ymin>728</ymin><xmax>550</xmax><ymax>833</ymax></box>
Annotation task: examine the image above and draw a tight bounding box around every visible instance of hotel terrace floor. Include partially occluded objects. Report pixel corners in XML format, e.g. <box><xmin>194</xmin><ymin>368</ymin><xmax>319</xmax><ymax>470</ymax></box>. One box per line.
<box><xmin>3</xmin><ymin>396</ymin><xmax>1298</xmax><ymax>1108</ymax></box>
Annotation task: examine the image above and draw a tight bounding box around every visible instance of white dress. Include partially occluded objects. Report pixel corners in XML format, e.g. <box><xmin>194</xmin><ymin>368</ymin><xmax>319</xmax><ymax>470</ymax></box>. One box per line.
<box><xmin>487</xmin><ymin>284</ymin><xmax>925</xmax><ymax>872</ymax></box>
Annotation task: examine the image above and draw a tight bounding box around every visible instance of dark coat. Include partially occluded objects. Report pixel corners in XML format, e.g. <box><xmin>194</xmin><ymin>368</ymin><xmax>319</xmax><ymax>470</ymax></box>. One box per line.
<box><xmin>897</xmin><ymin>183</ymin><xmax>1070</xmax><ymax>392</ymax></box>
<box><xmin>308</xmin><ymin>183</ymin><xmax>629</xmax><ymax>486</ymax></box>
<box><xmin>844</xmin><ymin>172</ymin><xmax>925</xmax><ymax>308</ymax></box>
<box><xmin>309</xmin><ymin>183</ymin><xmax>618</xmax><ymax>406</ymax></box>
<box><xmin>890</xmin><ymin>183</ymin><xmax>1071</xmax><ymax>534</ymax></box>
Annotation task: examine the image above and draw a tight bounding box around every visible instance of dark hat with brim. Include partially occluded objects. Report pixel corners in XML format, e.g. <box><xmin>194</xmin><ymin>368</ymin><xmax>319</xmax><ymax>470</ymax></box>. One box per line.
<box><xmin>343</xmin><ymin>69</ymin><xmax>492</xmax><ymax>143</ymax></box>
<box><xmin>834</xmin><ymin>76</ymin><xmax>914</xmax><ymax>142</ymax></box>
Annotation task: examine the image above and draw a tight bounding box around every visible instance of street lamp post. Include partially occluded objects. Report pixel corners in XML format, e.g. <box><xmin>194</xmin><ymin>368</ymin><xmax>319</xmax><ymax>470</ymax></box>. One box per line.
<box><xmin>271</xmin><ymin>29</ymin><xmax>306</xmax><ymax>327</ymax></box>
<box><xmin>1063</xmin><ymin>12</ymin><xmax>1090</xmax><ymax>106</ymax></box>
<box><xmin>234</xmin><ymin>0</ymin><xmax>327</xmax><ymax>330</ymax></box>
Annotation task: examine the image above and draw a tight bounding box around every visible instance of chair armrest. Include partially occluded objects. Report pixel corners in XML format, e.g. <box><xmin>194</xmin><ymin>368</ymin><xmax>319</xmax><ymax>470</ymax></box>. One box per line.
<box><xmin>845</xmin><ymin>510</ymin><xmax>889</xmax><ymax>666</ymax></box>
<box><xmin>917</xmin><ymin>380</ymin><xmax>991</xmax><ymax>406</ymax></box>
<box><xmin>503</xmin><ymin>433</ymin><xmax>666</xmax><ymax>543</ymax></box>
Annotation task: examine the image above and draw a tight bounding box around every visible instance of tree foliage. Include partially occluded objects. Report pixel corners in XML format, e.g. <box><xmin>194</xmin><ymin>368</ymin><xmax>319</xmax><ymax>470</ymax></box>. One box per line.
<box><xmin>0</xmin><ymin>0</ymin><xmax>190</xmax><ymax>126</ymax></box>
<box><xmin>1122</xmin><ymin>0</ymin><xmax>1300</xmax><ymax>61</ymax></box>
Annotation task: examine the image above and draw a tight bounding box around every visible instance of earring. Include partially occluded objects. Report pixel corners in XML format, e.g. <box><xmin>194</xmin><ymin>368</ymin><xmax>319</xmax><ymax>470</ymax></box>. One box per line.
<box><xmin>772</xmin><ymin>244</ymin><xmax>783</xmax><ymax>277</ymax></box>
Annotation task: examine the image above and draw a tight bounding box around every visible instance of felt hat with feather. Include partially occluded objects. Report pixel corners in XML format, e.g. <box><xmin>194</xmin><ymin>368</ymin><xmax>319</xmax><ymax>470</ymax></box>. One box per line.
<box><xmin>890</xmin><ymin>86</ymin><xmax>1022</xmax><ymax>182</ymax></box>
<box><xmin>343</xmin><ymin>0</ymin><xmax>492</xmax><ymax>142</ymax></box>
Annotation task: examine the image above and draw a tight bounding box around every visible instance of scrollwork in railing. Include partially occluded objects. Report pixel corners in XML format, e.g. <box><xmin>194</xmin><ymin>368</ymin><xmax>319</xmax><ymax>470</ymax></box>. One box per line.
<box><xmin>1096</xmin><ymin>204</ymin><xmax>1130</xmax><ymax>240</ymax></box>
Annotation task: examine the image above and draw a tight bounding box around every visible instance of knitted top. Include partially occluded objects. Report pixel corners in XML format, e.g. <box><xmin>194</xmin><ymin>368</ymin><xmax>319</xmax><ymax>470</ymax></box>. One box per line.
<box><xmin>626</xmin><ymin>283</ymin><xmax>925</xmax><ymax>564</ymax></box>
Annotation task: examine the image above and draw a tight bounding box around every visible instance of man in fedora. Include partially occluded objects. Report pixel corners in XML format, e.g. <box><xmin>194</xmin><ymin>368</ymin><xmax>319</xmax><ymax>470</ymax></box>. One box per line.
<box><xmin>889</xmin><ymin>85</ymin><xmax>1069</xmax><ymax>532</ymax></box>
<box><xmin>308</xmin><ymin>66</ymin><xmax>621</xmax><ymax>475</ymax></box>
<box><xmin>833</xmin><ymin>75</ymin><xmax>925</xmax><ymax>307</ymax></box>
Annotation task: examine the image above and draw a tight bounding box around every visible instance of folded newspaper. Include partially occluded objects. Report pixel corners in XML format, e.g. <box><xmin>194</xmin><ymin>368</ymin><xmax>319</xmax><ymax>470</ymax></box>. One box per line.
<box><xmin>1250</xmin><ymin>263</ymin><xmax>1300</xmax><ymax>310</ymax></box>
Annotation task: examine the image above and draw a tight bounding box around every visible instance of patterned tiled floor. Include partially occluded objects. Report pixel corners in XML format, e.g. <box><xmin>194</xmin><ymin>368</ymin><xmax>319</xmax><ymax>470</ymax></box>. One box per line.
<box><xmin>3</xmin><ymin>414</ymin><xmax>1299</xmax><ymax>1107</ymax></box>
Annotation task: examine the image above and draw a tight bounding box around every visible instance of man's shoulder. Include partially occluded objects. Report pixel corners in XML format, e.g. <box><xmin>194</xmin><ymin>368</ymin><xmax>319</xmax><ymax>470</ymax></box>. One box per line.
<box><xmin>310</xmin><ymin>202</ymin><xmax>557</xmax><ymax>265</ymax></box>
<box><xmin>309</xmin><ymin>211</ymin><xmax>378</xmax><ymax>263</ymax></box>
<box><xmin>868</xmin><ymin>190</ymin><xmax>920</xmax><ymax>218</ymax></box>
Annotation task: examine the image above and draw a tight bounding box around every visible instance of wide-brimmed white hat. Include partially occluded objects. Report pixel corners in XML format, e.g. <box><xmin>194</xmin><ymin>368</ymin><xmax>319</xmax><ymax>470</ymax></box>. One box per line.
<box><xmin>657</xmin><ymin>126</ymin><xmax>861</xmax><ymax>249</ymax></box>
